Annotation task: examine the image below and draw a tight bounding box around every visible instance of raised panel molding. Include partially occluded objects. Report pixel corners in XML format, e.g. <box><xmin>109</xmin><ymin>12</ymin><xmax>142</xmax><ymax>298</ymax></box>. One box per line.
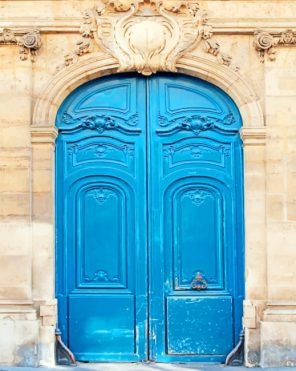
<box><xmin>75</xmin><ymin>182</ymin><xmax>128</xmax><ymax>290</ymax></box>
<box><xmin>170</xmin><ymin>184</ymin><xmax>224</xmax><ymax>292</ymax></box>
<box><xmin>67</xmin><ymin>141</ymin><xmax>135</xmax><ymax>171</ymax></box>
<box><xmin>163</xmin><ymin>141</ymin><xmax>230</xmax><ymax>175</ymax></box>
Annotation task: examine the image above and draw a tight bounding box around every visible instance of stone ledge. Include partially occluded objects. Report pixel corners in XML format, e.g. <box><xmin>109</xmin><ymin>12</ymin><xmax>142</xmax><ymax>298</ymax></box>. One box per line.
<box><xmin>31</xmin><ymin>127</ymin><xmax>58</xmax><ymax>144</ymax></box>
<box><xmin>0</xmin><ymin>307</ymin><xmax>37</xmax><ymax>321</ymax></box>
<box><xmin>240</xmin><ymin>127</ymin><xmax>267</xmax><ymax>146</ymax></box>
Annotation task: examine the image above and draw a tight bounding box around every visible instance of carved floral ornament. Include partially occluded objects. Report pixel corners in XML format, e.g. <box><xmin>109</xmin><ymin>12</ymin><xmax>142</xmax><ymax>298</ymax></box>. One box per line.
<box><xmin>59</xmin><ymin>0</ymin><xmax>236</xmax><ymax>74</ymax></box>
<box><xmin>0</xmin><ymin>28</ymin><xmax>42</xmax><ymax>61</ymax></box>
<box><xmin>254</xmin><ymin>29</ymin><xmax>296</xmax><ymax>63</ymax></box>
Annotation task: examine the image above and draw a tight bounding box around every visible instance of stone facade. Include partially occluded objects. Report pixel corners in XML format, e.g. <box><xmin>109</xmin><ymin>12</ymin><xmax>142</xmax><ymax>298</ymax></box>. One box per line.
<box><xmin>0</xmin><ymin>0</ymin><xmax>296</xmax><ymax>367</ymax></box>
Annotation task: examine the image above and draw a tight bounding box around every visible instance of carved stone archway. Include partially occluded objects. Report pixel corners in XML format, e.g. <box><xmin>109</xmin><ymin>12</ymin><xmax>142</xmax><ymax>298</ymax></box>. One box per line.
<box><xmin>32</xmin><ymin>52</ymin><xmax>263</xmax><ymax>129</ymax></box>
<box><xmin>31</xmin><ymin>3</ymin><xmax>266</xmax><ymax>365</ymax></box>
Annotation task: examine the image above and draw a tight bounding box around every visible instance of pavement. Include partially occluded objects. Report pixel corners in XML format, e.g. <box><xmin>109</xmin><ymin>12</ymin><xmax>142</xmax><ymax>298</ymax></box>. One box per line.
<box><xmin>1</xmin><ymin>364</ymin><xmax>296</xmax><ymax>371</ymax></box>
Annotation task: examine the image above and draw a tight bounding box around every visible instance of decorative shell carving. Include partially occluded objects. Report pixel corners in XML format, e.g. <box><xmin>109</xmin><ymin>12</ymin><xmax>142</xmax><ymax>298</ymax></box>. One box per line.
<box><xmin>93</xmin><ymin>0</ymin><xmax>207</xmax><ymax>75</ymax></box>
<box><xmin>59</xmin><ymin>0</ymin><xmax>236</xmax><ymax>74</ymax></box>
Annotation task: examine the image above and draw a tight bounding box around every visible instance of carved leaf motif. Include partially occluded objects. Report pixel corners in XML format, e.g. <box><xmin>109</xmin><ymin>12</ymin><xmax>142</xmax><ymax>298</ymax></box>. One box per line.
<box><xmin>0</xmin><ymin>28</ymin><xmax>17</xmax><ymax>44</ymax></box>
<box><xmin>60</xmin><ymin>112</ymin><xmax>141</xmax><ymax>135</ymax></box>
<box><xmin>185</xmin><ymin>189</ymin><xmax>213</xmax><ymax>206</ymax></box>
<box><xmin>81</xmin><ymin>115</ymin><xmax>117</xmax><ymax>133</ymax></box>
<box><xmin>93</xmin><ymin>0</ymin><xmax>214</xmax><ymax>75</ymax></box>
<box><xmin>84</xmin><ymin>269</ymin><xmax>119</xmax><ymax>282</ymax></box>
<box><xmin>61</xmin><ymin>113</ymin><xmax>73</xmax><ymax>125</ymax></box>
<box><xmin>92</xmin><ymin>188</ymin><xmax>114</xmax><ymax>205</ymax></box>
<box><xmin>157</xmin><ymin>113</ymin><xmax>236</xmax><ymax>135</ymax></box>
<box><xmin>95</xmin><ymin>143</ymin><xmax>109</xmax><ymax>158</ymax></box>
<box><xmin>0</xmin><ymin>28</ymin><xmax>42</xmax><ymax>62</ymax></box>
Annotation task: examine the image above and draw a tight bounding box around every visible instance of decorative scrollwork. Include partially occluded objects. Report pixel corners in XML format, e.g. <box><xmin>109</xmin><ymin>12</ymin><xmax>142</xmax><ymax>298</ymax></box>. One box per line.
<box><xmin>81</xmin><ymin>115</ymin><xmax>117</xmax><ymax>133</ymax></box>
<box><xmin>57</xmin><ymin>10</ymin><xmax>95</xmax><ymax>70</ymax></box>
<box><xmin>254</xmin><ymin>29</ymin><xmax>296</xmax><ymax>63</ymax></box>
<box><xmin>157</xmin><ymin>113</ymin><xmax>236</xmax><ymax>136</ymax></box>
<box><xmin>58</xmin><ymin>0</ymin><xmax>236</xmax><ymax>73</ymax></box>
<box><xmin>18</xmin><ymin>29</ymin><xmax>42</xmax><ymax>61</ymax></box>
<box><xmin>254</xmin><ymin>30</ymin><xmax>276</xmax><ymax>63</ymax></box>
<box><xmin>0</xmin><ymin>28</ymin><xmax>42</xmax><ymax>62</ymax></box>
<box><xmin>60</xmin><ymin>112</ymin><xmax>141</xmax><ymax>135</ymax></box>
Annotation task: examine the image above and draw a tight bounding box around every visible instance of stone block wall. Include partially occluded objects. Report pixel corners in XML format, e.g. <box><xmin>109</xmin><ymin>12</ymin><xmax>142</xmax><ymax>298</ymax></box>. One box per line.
<box><xmin>0</xmin><ymin>0</ymin><xmax>296</xmax><ymax>367</ymax></box>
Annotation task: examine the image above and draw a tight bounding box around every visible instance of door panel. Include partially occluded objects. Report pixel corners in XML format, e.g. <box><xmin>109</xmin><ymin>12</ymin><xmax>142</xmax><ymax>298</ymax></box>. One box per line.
<box><xmin>69</xmin><ymin>295</ymin><xmax>135</xmax><ymax>360</ymax></box>
<box><xmin>56</xmin><ymin>75</ymin><xmax>148</xmax><ymax>361</ymax></box>
<box><xmin>171</xmin><ymin>183</ymin><xmax>224</xmax><ymax>291</ymax></box>
<box><xmin>166</xmin><ymin>296</ymin><xmax>233</xmax><ymax>355</ymax></box>
<box><xmin>148</xmin><ymin>74</ymin><xmax>244</xmax><ymax>362</ymax></box>
<box><xmin>56</xmin><ymin>73</ymin><xmax>244</xmax><ymax>363</ymax></box>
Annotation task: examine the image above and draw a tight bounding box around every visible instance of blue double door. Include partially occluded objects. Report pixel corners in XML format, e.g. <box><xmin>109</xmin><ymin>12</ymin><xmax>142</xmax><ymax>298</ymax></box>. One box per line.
<box><xmin>56</xmin><ymin>74</ymin><xmax>244</xmax><ymax>362</ymax></box>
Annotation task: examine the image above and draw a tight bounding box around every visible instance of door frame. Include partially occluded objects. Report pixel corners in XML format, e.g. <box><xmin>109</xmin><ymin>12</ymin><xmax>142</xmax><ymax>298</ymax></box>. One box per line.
<box><xmin>31</xmin><ymin>53</ymin><xmax>266</xmax><ymax>364</ymax></box>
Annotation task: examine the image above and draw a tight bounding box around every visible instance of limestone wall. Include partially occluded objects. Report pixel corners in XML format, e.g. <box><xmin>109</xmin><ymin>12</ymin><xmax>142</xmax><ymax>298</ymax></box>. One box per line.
<box><xmin>0</xmin><ymin>0</ymin><xmax>296</xmax><ymax>367</ymax></box>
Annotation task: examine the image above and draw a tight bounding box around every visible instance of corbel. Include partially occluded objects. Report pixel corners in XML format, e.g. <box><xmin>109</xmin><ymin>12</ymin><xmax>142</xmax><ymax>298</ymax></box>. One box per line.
<box><xmin>0</xmin><ymin>28</ymin><xmax>42</xmax><ymax>61</ymax></box>
<box><xmin>254</xmin><ymin>29</ymin><xmax>296</xmax><ymax>63</ymax></box>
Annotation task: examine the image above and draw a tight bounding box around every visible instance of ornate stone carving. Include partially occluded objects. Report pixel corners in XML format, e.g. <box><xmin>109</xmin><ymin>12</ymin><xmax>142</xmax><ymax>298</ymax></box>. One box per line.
<box><xmin>0</xmin><ymin>28</ymin><xmax>17</xmax><ymax>44</ymax></box>
<box><xmin>18</xmin><ymin>29</ymin><xmax>42</xmax><ymax>61</ymax></box>
<box><xmin>254</xmin><ymin>29</ymin><xmax>296</xmax><ymax>62</ymax></box>
<box><xmin>0</xmin><ymin>28</ymin><xmax>42</xmax><ymax>61</ymax></box>
<box><xmin>58</xmin><ymin>11</ymin><xmax>95</xmax><ymax>70</ymax></box>
<box><xmin>60</xmin><ymin>1</ymin><xmax>235</xmax><ymax>74</ymax></box>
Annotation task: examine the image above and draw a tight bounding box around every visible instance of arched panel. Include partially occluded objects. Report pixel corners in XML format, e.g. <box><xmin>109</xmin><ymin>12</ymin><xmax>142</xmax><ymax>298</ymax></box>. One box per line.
<box><xmin>156</xmin><ymin>74</ymin><xmax>242</xmax><ymax>134</ymax></box>
<box><xmin>56</xmin><ymin>75</ymin><xmax>142</xmax><ymax>132</ymax></box>
<box><xmin>74</xmin><ymin>182</ymin><xmax>128</xmax><ymax>290</ymax></box>
<box><xmin>171</xmin><ymin>184</ymin><xmax>225</xmax><ymax>291</ymax></box>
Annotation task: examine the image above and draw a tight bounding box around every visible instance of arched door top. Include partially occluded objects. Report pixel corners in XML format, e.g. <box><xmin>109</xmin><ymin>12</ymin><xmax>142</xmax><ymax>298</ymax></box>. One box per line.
<box><xmin>56</xmin><ymin>73</ymin><xmax>242</xmax><ymax>136</ymax></box>
<box><xmin>32</xmin><ymin>53</ymin><xmax>263</xmax><ymax>130</ymax></box>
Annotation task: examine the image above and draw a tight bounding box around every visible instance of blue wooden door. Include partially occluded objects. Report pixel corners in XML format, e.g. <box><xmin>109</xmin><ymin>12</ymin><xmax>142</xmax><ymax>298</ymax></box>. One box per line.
<box><xmin>148</xmin><ymin>75</ymin><xmax>244</xmax><ymax>362</ymax></box>
<box><xmin>56</xmin><ymin>73</ymin><xmax>244</xmax><ymax>362</ymax></box>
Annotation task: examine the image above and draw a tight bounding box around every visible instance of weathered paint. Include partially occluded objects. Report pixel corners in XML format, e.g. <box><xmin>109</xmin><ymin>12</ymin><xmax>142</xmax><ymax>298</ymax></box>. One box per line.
<box><xmin>55</xmin><ymin>73</ymin><xmax>244</xmax><ymax>362</ymax></box>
